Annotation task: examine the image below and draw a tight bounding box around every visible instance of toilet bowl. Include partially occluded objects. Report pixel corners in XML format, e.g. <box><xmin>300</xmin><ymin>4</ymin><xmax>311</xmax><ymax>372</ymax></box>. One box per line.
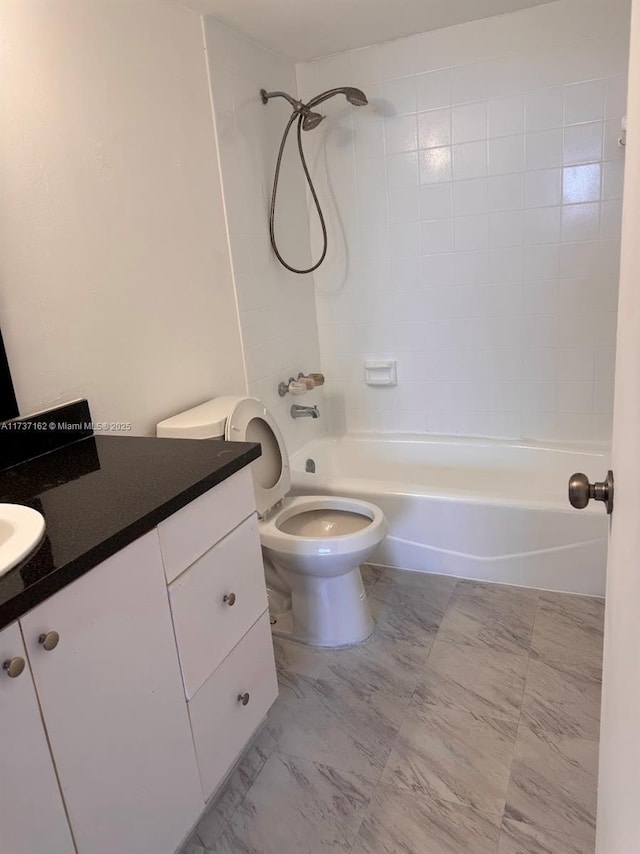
<box><xmin>157</xmin><ymin>396</ymin><xmax>388</xmax><ymax>647</ymax></box>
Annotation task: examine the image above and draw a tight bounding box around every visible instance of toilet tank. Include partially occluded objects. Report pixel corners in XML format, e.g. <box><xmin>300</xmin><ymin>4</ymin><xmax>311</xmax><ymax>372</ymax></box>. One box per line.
<box><xmin>156</xmin><ymin>397</ymin><xmax>244</xmax><ymax>440</ymax></box>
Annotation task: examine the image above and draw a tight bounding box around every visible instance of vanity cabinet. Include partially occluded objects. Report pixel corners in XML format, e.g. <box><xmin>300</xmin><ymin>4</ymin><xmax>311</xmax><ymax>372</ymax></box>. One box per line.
<box><xmin>3</xmin><ymin>466</ymin><xmax>277</xmax><ymax>854</ymax></box>
<box><xmin>20</xmin><ymin>531</ymin><xmax>204</xmax><ymax>854</ymax></box>
<box><xmin>0</xmin><ymin>622</ymin><xmax>75</xmax><ymax>854</ymax></box>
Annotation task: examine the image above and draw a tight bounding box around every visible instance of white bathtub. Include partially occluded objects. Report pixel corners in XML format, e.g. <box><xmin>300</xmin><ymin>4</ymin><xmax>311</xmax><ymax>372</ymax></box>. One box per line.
<box><xmin>290</xmin><ymin>435</ymin><xmax>609</xmax><ymax>596</ymax></box>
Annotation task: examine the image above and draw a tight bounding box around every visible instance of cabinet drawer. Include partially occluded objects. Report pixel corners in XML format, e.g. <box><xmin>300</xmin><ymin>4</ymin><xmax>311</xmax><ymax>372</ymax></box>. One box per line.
<box><xmin>169</xmin><ymin>514</ymin><xmax>268</xmax><ymax>699</ymax></box>
<box><xmin>158</xmin><ymin>467</ymin><xmax>255</xmax><ymax>584</ymax></box>
<box><xmin>188</xmin><ymin>611</ymin><xmax>278</xmax><ymax>800</ymax></box>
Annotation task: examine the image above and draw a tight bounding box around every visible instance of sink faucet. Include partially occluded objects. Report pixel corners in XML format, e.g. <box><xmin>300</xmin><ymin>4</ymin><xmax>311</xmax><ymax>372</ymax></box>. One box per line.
<box><xmin>291</xmin><ymin>404</ymin><xmax>320</xmax><ymax>419</ymax></box>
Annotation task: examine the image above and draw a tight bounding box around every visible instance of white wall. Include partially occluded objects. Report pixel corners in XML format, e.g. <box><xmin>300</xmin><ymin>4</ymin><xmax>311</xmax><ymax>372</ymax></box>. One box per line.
<box><xmin>204</xmin><ymin>20</ymin><xmax>325</xmax><ymax>453</ymax></box>
<box><xmin>298</xmin><ymin>0</ymin><xmax>630</xmax><ymax>442</ymax></box>
<box><xmin>0</xmin><ymin>0</ymin><xmax>246</xmax><ymax>436</ymax></box>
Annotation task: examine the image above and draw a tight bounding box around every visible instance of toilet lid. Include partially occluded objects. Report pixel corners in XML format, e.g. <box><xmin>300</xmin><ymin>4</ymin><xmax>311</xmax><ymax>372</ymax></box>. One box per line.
<box><xmin>225</xmin><ymin>397</ymin><xmax>290</xmax><ymax>516</ymax></box>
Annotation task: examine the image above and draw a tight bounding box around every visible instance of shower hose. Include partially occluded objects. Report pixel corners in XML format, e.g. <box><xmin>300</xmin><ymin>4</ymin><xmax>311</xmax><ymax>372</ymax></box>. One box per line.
<box><xmin>269</xmin><ymin>111</ymin><xmax>327</xmax><ymax>274</ymax></box>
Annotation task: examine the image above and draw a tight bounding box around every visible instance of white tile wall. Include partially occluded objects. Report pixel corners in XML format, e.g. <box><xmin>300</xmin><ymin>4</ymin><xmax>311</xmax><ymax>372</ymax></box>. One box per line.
<box><xmin>204</xmin><ymin>21</ymin><xmax>325</xmax><ymax>452</ymax></box>
<box><xmin>298</xmin><ymin>0</ymin><xmax>629</xmax><ymax>442</ymax></box>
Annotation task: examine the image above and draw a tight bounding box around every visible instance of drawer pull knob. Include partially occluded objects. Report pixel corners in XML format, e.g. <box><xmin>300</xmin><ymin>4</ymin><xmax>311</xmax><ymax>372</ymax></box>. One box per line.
<box><xmin>237</xmin><ymin>692</ymin><xmax>250</xmax><ymax>706</ymax></box>
<box><xmin>3</xmin><ymin>657</ymin><xmax>25</xmax><ymax>678</ymax></box>
<box><xmin>38</xmin><ymin>631</ymin><xmax>60</xmax><ymax>651</ymax></box>
<box><xmin>223</xmin><ymin>592</ymin><xmax>237</xmax><ymax>607</ymax></box>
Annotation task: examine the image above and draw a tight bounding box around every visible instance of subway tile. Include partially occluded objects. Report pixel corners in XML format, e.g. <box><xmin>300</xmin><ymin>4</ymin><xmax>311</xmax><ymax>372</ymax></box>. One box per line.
<box><xmin>561</xmin><ymin>203</ymin><xmax>600</xmax><ymax>242</ymax></box>
<box><xmin>418</xmin><ymin>109</ymin><xmax>452</xmax><ymax>149</ymax></box>
<box><xmin>421</xmin><ymin>253</ymin><xmax>455</xmax><ymax>287</ymax></box>
<box><xmin>420</xmin><ymin>183</ymin><xmax>454</xmax><ymax>219</ymax></box>
<box><xmin>522</xmin><ymin>280</ymin><xmax>558</xmax><ymax>316</ymax></box>
<box><xmin>451</xmin><ymin>63</ymin><xmax>490</xmax><ymax>105</ymax></box>
<box><xmin>489</xmin><ymin>247</ymin><xmax>523</xmax><ymax>283</ymax></box>
<box><xmin>489</xmin><ymin>211</ymin><xmax>523</xmax><ymax>248</ymax></box>
<box><xmin>600</xmin><ymin>199</ymin><xmax>623</xmax><ymax>239</ymax></box>
<box><xmin>421</xmin><ymin>218</ymin><xmax>454</xmax><ymax>254</ymax></box>
<box><xmin>563</xmin><ymin>122</ymin><xmax>604</xmax><ymax>165</ymax></box>
<box><xmin>354</xmin><ymin>122</ymin><xmax>385</xmax><ymax>159</ymax></box>
<box><xmin>417</xmin><ymin>69</ymin><xmax>452</xmax><ymax>111</ymax></box>
<box><xmin>525</xmin><ymin>129</ymin><xmax>563</xmax><ymax>170</ymax></box>
<box><xmin>390</xmin><ymin>221</ymin><xmax>421</xmax><ymax>257</ymax></box>
<box><xmin>524</xmin><ymin>169</ymin><xmax>562</xmax><ymax>208</ymax></box>
<box><xmin>522</xmin><ymin>348</ymin><xmax>557</xmax><ymax>381</ymax></box>
<box><xmin>604</xmin><ymin>75</ymin><xmax>628</xmax><ymax>121</ymax></box>
<box><xmin>564</xmin><ymin>80</ymin><xmax>606</xmax><ymax>125</ymax></box>
<box><xmin>488</xmin><ymin>96</ymin><xmax>525</xmax><ymax>138</ymax></box>
<box><xmin>387</xmin><ymin>151</ymin><xmax>419</xmax><ymax>188</ymax></box>
<box><xmin>562</xmin><ymin>163</ymin><xmax>601</xmax><ymax>204</ymax></box>
<box><xmin>383</xmin><ymin>76</ymin><xmax>418</xmax><ymax>115</ymax></box>
<box><xmin>454</xmin><ymin>214</ymin><xmax>489</xmax><ymax>251</ymax></box>
<box><xmin>389</xmin><ymin>187</ymin><xmax>420</xmax><ymax>223</ymax></box>
<box><xmin>523</xmin><ymin>206</ymin><xmax>562</xmax><ymax>244</ymax></box>
<box><xmin>454</xmin><ymin>250</ymin><xmax>490</xmax><ymax>286</ymax></box>
<box><xmin>452</xmin><ymin>102</ymin><xmax>488</xmax><ymax>144</ymax></box>
<box><xmin>601</xmin><ymin>160</ymin><xmax>625</xmax><ymax>200</ymax></box>
<box><xmin>488</xmin><ymin>135</ymin><xmax>525</xmax><ymax>175</ymax></box>
<box><xmin>487</xmin><ymin>174</ymin><xmax>523</xmax><ymax>212</ymax></box>
<box><xmin>453</xmin><ymin>179</ymin><xmax>488</xmax><ymax>216</ymax></box>
<box><xmin>385</xmin><ymin>115</ymin><xmax>418</xmax><ymax>154</ymax></box>
<box><xmin>452</xmin><ymin>141</ymin><xmax>488</xmax><ymax>180</ymax></box>
<box><xmin>524</xmin><ymin>243</ymin><xmax>560</xmax><ymax>280</ymax></box>
<box><xmin>525</xmin><ymin>88</ymin><xmax>564</xmax><ymax>132</ymax></box>
<box><xmin>420</xmin><ymin>146</ymin><xmax>453</xmax><ymax>184</ymax></box>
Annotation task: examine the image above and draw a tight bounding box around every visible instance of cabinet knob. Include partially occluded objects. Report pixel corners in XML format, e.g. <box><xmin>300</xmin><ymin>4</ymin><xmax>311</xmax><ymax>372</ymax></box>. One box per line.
<box><xmin>38</xmin><ymin>631</ymin><xmax>60</xmax><ymax>651</ymax></box>
<box><xmin>3</xmin><ymin>657</ymin><xmax>26</xmax><ymax>678</ymax></box>
<box><xmin>237</xmin><ymin>692</ymin><xmax>250</xmax><ymax>706</ymax></box>
<box><xmin>223</xmin><ymin>592</ymin><xmax>237</xmax><ymax>607</ymax></box>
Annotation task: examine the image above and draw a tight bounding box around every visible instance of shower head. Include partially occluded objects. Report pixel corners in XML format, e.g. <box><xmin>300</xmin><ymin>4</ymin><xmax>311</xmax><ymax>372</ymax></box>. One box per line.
<box><xmin>306</xmin><ymin>87</ymin><xmax>368</xmax><ymax>110</ymax></box>
<box><xmin>301</xmin><ymin>110</ymin><xmax>325</xmax><ymax>131</ymax></box>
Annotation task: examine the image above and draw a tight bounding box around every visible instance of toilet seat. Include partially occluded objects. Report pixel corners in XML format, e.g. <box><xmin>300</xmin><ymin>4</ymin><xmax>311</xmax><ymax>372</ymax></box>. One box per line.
<box><xmin>260</xmin><ymin>495</ymin><xmax>386</xmax><ymax>559</ymax></box>
<box><xmin>224</xmin><ymin>397</ymin><xmax>290</xmax><ymax>517</ymax></box>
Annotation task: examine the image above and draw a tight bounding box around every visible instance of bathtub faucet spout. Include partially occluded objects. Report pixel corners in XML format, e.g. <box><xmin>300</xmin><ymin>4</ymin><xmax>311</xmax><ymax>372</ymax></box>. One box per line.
<box><xmin>291</xmin><ymin>404</ymin><xmax>320</xmax><ymax>419</ymax></box>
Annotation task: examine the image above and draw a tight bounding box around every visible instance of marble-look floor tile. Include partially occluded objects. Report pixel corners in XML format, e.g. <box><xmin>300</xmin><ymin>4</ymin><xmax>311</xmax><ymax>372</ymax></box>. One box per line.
<box><xmin>361</xmin><ymin>563</ymin><xmax>384</xmax><ymax>591</ymax></box>
<box><xmin>414</xmin><ymin>641</ymin><xmax>528</xmax><ymax>722</ymax></box>
<box><xmin>504</xmin><ymin>725</ymin><xmax>598</xmax><ymax>841</ymax></box>
<box><xmin>267</xmin><ymin>669</ymin><xmax>407</xmax><ymax>780</ymax></box>
<box><xmin>381</xmin><ymin>703</ymin><xmax>517</xmax><ymax>815</ymax></box>
<box><xmin>436</xmin><ymin>580</ymin><xmax>539</xmax><ymax>655</ymax></box>
<box><xmin>498</xmin><ymin>817</ymin><xmax>594</xmax><ymax>854</ymax></box>
<box><xmin>180</xmin><ymin>834</ymin><xmax>210</xmax><ymax>854</ymax></box>
<box><xmin>520</xmin><ymin>656</ymin><xmax>601</xmax><ymax>739</ymax></box>
<box><xmin>369</xmin><ymin>571</ymin><xmax>456</xmax><ymax>646</ymax></box>
<box><xmin>324</xmin><ymin>624</ymin><xmax>433</xmax><ymax>700</ymax></box>
<box><xmin>351</xmin><ymin>779</ymin><xmax>501</xmax><ymax>854</ymax></box>
<box><xmin>272</xmin><ymin>636</ymin><xmax>335</xmax><ymax>680</ymax></box>
<box><xmin>210</xmin><ymin>753</ymin><xmax>375</xmax><ymax>854</ymax></box>
<box><xmin>194</xmin><ymin>724</ymin><xmax>277</xmax><ymax>848</ymax></box>
<box><xmin>531</xmin><ymin>593</ymin><xmax>604</xmax><ymax>669</ymax></box>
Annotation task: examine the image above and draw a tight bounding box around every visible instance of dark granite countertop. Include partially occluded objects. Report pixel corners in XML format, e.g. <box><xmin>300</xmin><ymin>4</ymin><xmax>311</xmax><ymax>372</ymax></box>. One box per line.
<box><xmin>0</xmin><ymin>434</ymin><xmax>260</xmax><ymax>629</ymax></box>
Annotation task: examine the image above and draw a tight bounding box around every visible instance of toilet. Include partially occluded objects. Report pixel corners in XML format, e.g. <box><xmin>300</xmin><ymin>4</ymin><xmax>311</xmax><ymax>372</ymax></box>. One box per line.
<box><xmin>157</xmin><ymin>396</ymin><xmax>387</xmax><ymax>647</ymax></box>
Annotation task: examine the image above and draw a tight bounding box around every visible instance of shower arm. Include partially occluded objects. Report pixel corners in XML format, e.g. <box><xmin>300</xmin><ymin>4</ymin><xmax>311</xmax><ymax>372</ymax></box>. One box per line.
<box><xmin>261</xmin><ymin>89</ymin><xmax>302</xmax><ymax>110</ymax></box>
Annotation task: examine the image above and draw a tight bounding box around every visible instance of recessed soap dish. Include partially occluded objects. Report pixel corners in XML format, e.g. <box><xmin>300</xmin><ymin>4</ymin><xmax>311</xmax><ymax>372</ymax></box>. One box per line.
<box><xmin>364</xmin><ymin>360</ymin><xmax>397</xmax><ymax>386</ymax></box>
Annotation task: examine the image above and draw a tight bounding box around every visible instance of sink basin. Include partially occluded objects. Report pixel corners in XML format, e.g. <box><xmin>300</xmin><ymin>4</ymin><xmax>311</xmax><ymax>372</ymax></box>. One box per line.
<box><xmin>0</xmin><ymin>504</ymin><xmax>46</xmax><ymax>577</ymax></box>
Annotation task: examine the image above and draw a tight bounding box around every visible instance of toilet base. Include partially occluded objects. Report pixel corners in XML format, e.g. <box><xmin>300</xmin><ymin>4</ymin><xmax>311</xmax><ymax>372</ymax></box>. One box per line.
<box><xmin>266</xmin><ymin>564</ymin><xmax>374</xmax><ymax>648</ymax></box>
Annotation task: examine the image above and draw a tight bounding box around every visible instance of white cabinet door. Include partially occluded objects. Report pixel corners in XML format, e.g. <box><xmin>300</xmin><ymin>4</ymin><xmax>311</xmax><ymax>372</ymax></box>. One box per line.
<box><xmin>188</xmin><ymin>611</ymin><xmax>279</xmax><ymax>799</ymax></box>
<box><xmin>0</xmin><ymin>622</ymin><xmax>75</xmax><ymax>854</ymax></box>
<box><xmin>21</xmin><ymin>532</ymin><xmax>203</xmax><ymax>854</ymax></box>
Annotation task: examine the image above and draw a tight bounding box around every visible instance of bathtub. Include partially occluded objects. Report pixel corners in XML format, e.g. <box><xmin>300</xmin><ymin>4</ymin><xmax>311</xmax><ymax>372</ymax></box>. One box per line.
<box><xmin>290</xmin><ymin>435</ymin><xmax>609</xmax><ymax>596</ymax></box>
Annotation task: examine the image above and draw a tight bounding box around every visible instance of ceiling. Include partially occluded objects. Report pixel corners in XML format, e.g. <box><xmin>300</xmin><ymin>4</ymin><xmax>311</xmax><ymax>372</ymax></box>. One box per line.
<box><xmin>181</xmin><ymin>0</ymin><xmax>556</xmax><ymax>61</ymax></box>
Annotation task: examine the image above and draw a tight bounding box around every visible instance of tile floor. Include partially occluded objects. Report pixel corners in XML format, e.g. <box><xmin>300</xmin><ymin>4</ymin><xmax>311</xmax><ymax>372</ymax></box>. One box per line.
<box><xmin>181</xmin><ymin>566</ymin><xmax>604</xmax><ymax>854</ymax></box>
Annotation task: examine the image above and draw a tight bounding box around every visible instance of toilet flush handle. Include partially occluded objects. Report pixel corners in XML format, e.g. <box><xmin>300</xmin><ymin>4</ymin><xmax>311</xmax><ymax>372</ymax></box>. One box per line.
<box><xmin>223</xmin><ymin>592</ymin><xmax>237</xmax><ymax>607</ymax></box>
